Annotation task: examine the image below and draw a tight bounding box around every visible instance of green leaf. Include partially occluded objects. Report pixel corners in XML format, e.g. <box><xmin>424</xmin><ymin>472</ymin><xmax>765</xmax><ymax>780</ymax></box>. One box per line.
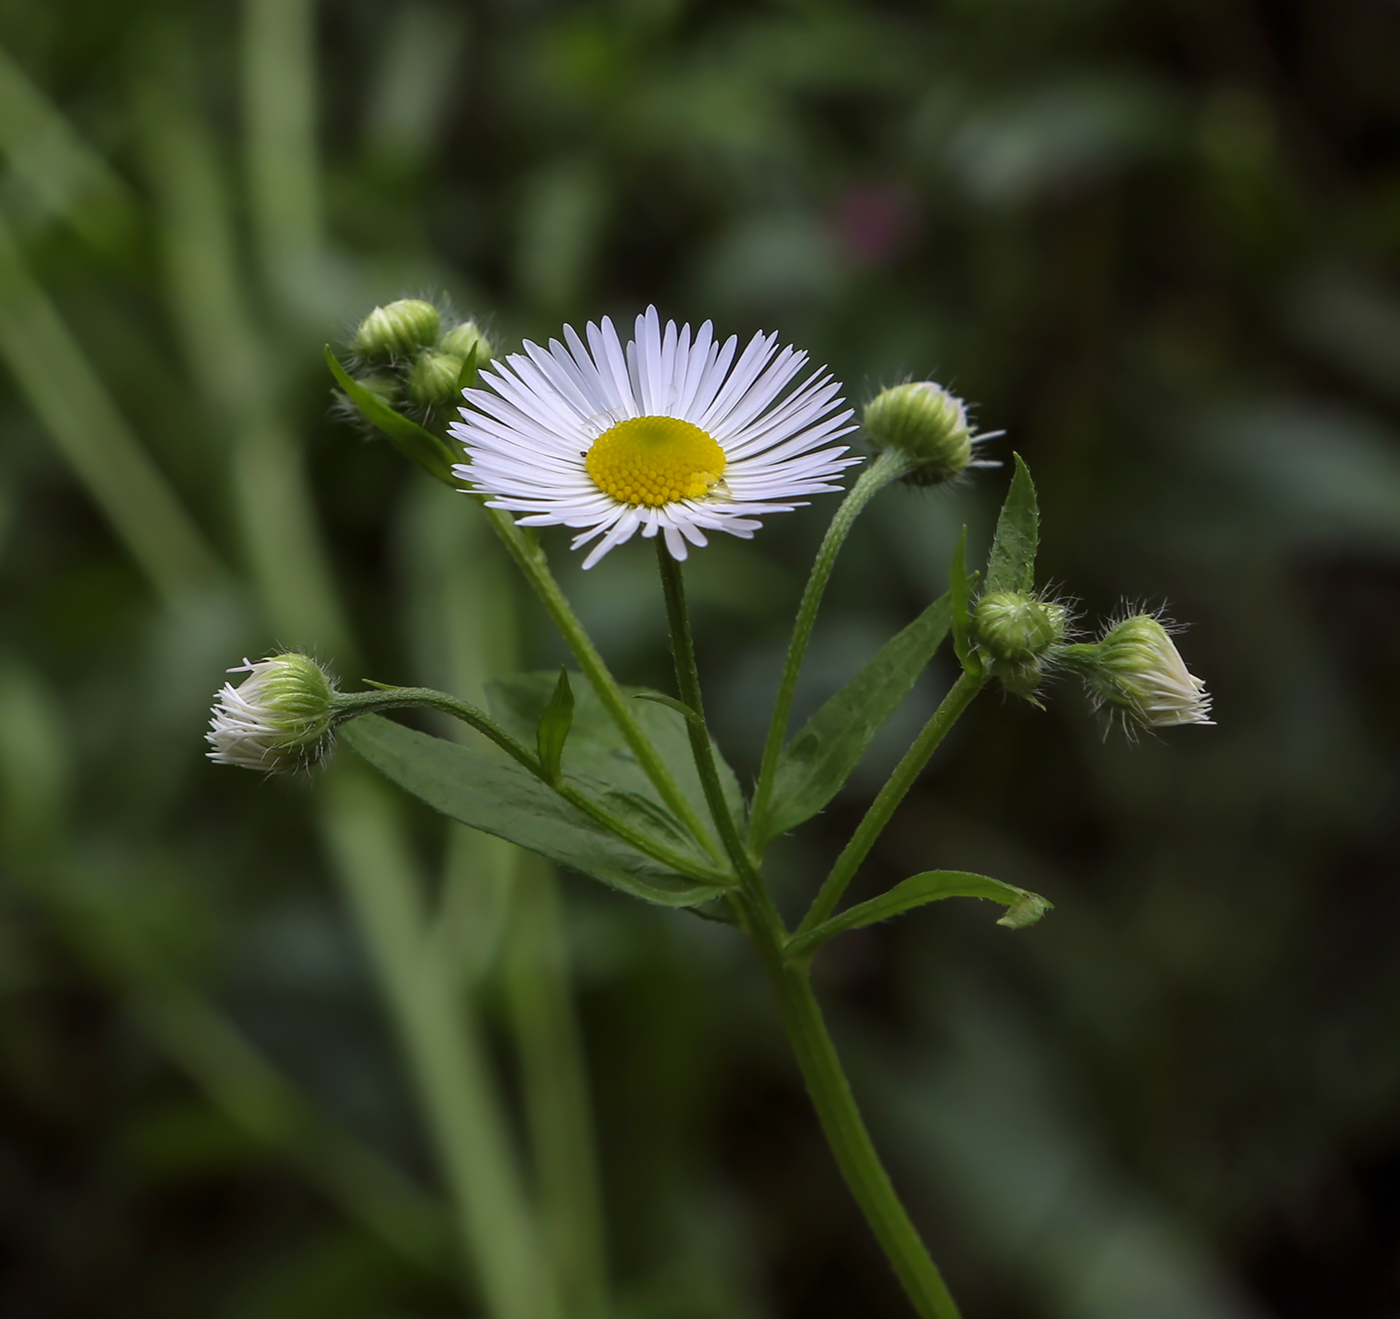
<box><xmin>536</xmin><ymin>666</ymin><xmax>574</xmax><ymax>784</ymax></box>
<box><xmin>342</xmin><ymin>715</ymin><xmax>724</xmax><ymax>908</ymax></box>
<box><xmin>326</xmin><ymin>346</ymin><xmax>458</xmax><ymax>486</ymax></box>
<box><xmin>456</xmin><ymin>344</ymin><xmax>480</xmax><ymax>392</ymax></box>
<box><xmin>787</xmin><ymin>869</ymin><xmax>1052</xmax><ymax>960</ymax></box>
<box><xmin>488</xmin><ymin>672</ymin><xmax>745</xmax><ymax>842</ymax></box>
<box><xmin>983</xmin><ymin>453</ymin><xmax>1039</xmax><ymax>597</ymax></box>
<box><xmin>758</xmin><ymin>593</ymin><xmax>953</xmax><ymax>844</ymax></box>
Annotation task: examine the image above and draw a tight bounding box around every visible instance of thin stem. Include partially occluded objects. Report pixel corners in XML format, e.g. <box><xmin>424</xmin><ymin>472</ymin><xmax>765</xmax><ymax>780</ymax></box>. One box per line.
<box><xmin>738</xmin><ymin>891</ymin><xmax>962</xmax><ymax>1319</ymax></box>
<box><xmin>654</xmin><ymin>542</ymin><xmax>755</xmax><ymax>881</ymax></box>
<box><xmin>749</xmin><ymin>449</ymin><xmax>910</xmax><ymax>845</ymax></box>
<box><xmin>798</xmin><ymin>670</ymin><xmax>984</xmax><ymax>939</ymax></box>
<box><xmin>337</xmin><ymin>689</ymin><xmax>732</xmax><ymax>888</ymax></box>
<box><xmin>484</xmin><ymin>506</ymin><xmax>722</xmax><ymax>863</ymax></box>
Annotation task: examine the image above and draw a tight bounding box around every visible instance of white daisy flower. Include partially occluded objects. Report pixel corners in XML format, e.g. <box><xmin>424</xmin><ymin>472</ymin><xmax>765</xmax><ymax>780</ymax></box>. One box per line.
<box><xmin>450</xmin><ymin>307</ymin><xmax>859</xmax><ymax>568</ymax></box>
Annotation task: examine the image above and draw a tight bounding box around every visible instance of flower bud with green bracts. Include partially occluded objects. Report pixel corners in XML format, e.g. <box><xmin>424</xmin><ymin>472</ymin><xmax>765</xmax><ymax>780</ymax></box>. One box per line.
<box><xmin>973</xmin><ymin>591</ymin><xmax>1069</xmax><ymax>700</ymax></box>
<box><xmin>439</xmin><ymin>319</ymin><xmax>494</xmax><ymax>365</ymax></box>
<box><xmin>206</xmin><ymin>654</ymin><xmax>339</xmax><ymax>773</ymax></box>
<box><xmin>352</xmin><ymin>298</ymin><xmax>441</xmax><ymax>361</ymax></box>
<box><xmin>407</xmin><ymin>349</ymin><xmax>468</xmax><ymax>407</ymax></box>
<box><xmin>1060</xmin><ymin>614</ymin><xmax>1213</xmax><ymax>730</ymax></box>
<box><xmin>863</xmin><ymin>381</ymin><xmax>998</xmax><ymax>486</ymax></box>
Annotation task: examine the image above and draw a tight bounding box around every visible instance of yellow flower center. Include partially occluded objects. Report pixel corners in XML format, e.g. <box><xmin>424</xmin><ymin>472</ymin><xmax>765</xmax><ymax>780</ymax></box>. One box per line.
<box><xmin>585</xmin><ymin>415</ymin><xmax>727</xmax><ymax>507</ymax></box>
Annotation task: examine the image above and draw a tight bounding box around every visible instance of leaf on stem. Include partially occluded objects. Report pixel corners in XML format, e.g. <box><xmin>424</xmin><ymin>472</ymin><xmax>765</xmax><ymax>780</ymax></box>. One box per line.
<box><xmin>489</xmin><ymin>672</ymin><xmax>745</xmax><ymax>846</ymax></box>
<box><xmin>342</xmin><ymin>716</ymin><xmax>725</xmax><ymax>908</ymax></box>
<box><xmin>633</xmin><ymin>691</ymin><xmax>702</xmax><ymax>726</ymax></box>
<box><xmin>787</xmin><ymin>869</ymin><xmax>1052</xmax><ymax>960</ymax></box>
<box><xmin>983</xmin><ymin>453</ymin><xmax>1039</xmax><ymax>596</ymax></box>
<box><xmin>757</xmin><ymin>594</ymin><xmax>954</xmax><ymax>845</ymax></box>
<box><xmin>536</xmin><ymin>666</ymin><xmax>574</xmax><ymax>785</ymax></box>
<box><xmin>326</xmin><ymin>346</ymin><xmax>458</xmax><ymax>486</ymax></box>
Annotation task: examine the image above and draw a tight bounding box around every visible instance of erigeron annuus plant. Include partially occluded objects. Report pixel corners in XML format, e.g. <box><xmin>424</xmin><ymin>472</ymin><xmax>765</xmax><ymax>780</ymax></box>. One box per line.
<box><xmin>215</xmin><ymin>303</ymin><xmax>1212</xmax><ymax>1319</ymax></box>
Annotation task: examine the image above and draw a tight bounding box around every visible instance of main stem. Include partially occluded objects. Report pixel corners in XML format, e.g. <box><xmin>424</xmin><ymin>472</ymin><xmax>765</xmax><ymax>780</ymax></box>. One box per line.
<box><xmin>749</xmin><ymin>449</ymin><xmax>909</xmax><ymax>845</ymax></box>
<box><xmin>741</xmin><ymin>894</ymin><xmax>962</xmax><ymax>1319</ymax></box>
<box><xmin>656</xmin><ymin>543</ymin><xmax>960</xmax><ymax>1319</ymax></box>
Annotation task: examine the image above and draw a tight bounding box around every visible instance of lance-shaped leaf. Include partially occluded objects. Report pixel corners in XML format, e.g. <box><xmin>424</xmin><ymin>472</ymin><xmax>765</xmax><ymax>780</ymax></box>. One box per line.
<box><xmin>787</xmin><ymin>868</ymin><xmax>1052</xmax><ymax>961</ymax></box>
<box><xmin>983</xmin><ymin>453</ymin><xmax>1039</xmax><ymax>597</ymax></box>
<box><xmin>326</xmin><ymin>346</ymin><xmax>458</xmax><ymax>486</ymax></box>
<box><xmin>536</xmin><ymin>666</ymin><xmax>574</xmax><ymax>785</ymax></box>
<box><xmin>342</xmin><ymin>715</ymin><xmax>724</xmax><ymax>908</ymax></box>
<box><xmin>755</xmin><ymin>594</ymin><xmax>953</xmax><ymax>845</ymax></box>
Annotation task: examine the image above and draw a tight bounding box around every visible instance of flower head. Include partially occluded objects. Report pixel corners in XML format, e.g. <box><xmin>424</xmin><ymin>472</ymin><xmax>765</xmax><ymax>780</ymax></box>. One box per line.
<box><xmin>451</xmin><ymin>307</ymin><xmax>858</xmax><ymax>568</ymax></box>
<box><xmin>352</xmin><ymin>299</ymin><xmax>441</xmax><ymax>361</ymax></box>
<box><xmin>206</xmin><ymin>653</ymin><xmax>339</xmax><ymax>772</ymax></box>
<box><xmin>1068</xmin><ymin>615</ymin><xmax>1213</xmax><ymax>730</ymax></box>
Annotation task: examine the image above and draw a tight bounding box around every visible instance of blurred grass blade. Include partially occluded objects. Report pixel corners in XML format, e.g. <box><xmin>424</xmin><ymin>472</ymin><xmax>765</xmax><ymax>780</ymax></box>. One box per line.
<box><xmin>0</xmin><ymin>208</ymin><xmax>223</xmax><ymax>604</ymax></box>
<box><xmin>242</xmin><ymin>0</ymin><xmax>322</xmax><ymax>290</ymax></box>
<box><xmin>0</xmin><ymin>42</ymin><xmax>137</xmax><ymax>249</ymax></box>
<box><xmin>321</xmin><ymin>767</ymin><xmax>562</xmax><ymax>1319</ymax></box>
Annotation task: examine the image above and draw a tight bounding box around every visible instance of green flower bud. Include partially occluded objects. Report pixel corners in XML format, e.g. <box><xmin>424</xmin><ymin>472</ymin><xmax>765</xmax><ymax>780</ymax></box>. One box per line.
<box><xmin>407</xmin><ymin>349</ymin><xmax>467</xmax><ymax>407</ymax></box>
<box><xmin>863</xmin><ymin>381</ymin><xmax>974</xmax><ymax>485</ymax></box>
<box><xmin>439</xmin><ymin>319</ymin><xmax>494</xmax><ymax>364</ymax></box>
<box><xmin>352</xmin><ymin>299</ymin><xmax>441</xmax><ymax>361</ymax></box>
<box><xmin>974</xmin><ymin>591</ymin><xmax>1067</xmax><ymax>662</ymax></box>
<box><xmin>356</xmin><ymin>373</ymin><xmax>401</xmax><ymax>407</ymax></box>
<box><xmin>973</xmin><ymin>591</ymin><xmax>1068</xmax><ymax>700</ymax></box>
<box><xmin>1063</xmin><ymin>615</ymin><xmax>1213</xmax><ymax>730</ymax></box>
<box><xmin>206</xmin><ymin>653</ymin><xmax>339</xmax><ymax>772</ymax></box>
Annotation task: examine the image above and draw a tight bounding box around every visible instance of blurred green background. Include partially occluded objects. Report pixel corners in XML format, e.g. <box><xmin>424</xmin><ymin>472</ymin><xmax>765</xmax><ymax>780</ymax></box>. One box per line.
<box><xmin>3</xmin><ymin>0</ymin><xmax>1400</xmax><ymax>1315</ymax></box>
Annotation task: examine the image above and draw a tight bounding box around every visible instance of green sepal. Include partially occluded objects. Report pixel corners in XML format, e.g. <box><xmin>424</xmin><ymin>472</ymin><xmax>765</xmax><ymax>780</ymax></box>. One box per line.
<box><xmin>342</xmin><ymin>715</ymin><xmax>724</xmax><ymax>908</ymax></box>
<box><xmin>456</xmin><ymin>345</ymin><xmax>480</xmax><ymax>393</ymax></box>
<box><xmin>786</xmin><ymin>868</ymin><xmax>1052</xmax><ymax>961</ymax></box>
<box><xmin>326</xmin><ymin>346</ymin><xmax>458</xmax><ymax>487</ymax></box>
<box><xmin>757</xmin><ymin>593</ymin><xmax>954</xmax><ymax>845</ymax></box>
<box><xmin>984</xmin><ymin>453</ymin><xmax>1039</xmax><ymax>597</ymax></box>
<box><xmin>536</xmin><ymin>667</ymin><xmax>574</xmax><ymax>785</ymax></box>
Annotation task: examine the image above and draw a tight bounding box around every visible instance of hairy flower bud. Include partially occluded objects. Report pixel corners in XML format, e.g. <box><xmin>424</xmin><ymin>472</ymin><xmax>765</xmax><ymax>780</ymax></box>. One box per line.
<box><xmin>352</xmin><ymin>299</ymin><xmax>441</xmax><ymax>361</ymax></box>
<box><xmin>1064</xmin><ymin>615</ymin><xmax>1213</xmax><ymax>730</ymax></box>
<box><xmin>439</xmin><ymin>319</ymin><xmax>494</xmax><ymax>364</ymax></box>
<box><xmin>863</xmin><ymin>381</ymin><xmax>974</xmax><ymax>485</ymax></box>
<box><xmin>407</xmin><ymin>349</ymin><xmax>467</xmax><ymax>407</ymax></box>
<box><xmin>206</xmin><ymin>654</ymin><xmax>339</xmax><ymax>772</ymax></box>
<box><xmin>973</xmin><ymin>591</ymin><xmax>1070</xmax><ymax>699</ymax></box>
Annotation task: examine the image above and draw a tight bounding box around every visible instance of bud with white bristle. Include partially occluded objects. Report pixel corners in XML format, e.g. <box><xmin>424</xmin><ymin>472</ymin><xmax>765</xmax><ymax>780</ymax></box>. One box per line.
<box><xmin>206</xmin><ymin>653</ymin><xmax>339</xmax><ymax>772</ymax></box>
<box><xmin>1060</xmin><ymin>614</ymin><xmax>1213</xmax><ymax>730</ymax></box>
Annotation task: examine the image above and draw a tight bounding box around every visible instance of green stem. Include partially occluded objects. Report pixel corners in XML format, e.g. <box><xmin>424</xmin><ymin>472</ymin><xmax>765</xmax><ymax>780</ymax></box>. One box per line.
<box><xmin>749</xmin><ymin>449</ymin><xmax>910</xmax><ymax>845</ymax></box>
<box><xmin>337</xmin><ymin>689</ymin><xmax>731</xmax><ymax>888</ymax></box>
<box><xmin>738</xmin><ymin>891</ymin><xmax>961</xmax><ymax>1319</ymax></box>
<box><xmin>798</xmin><ymin>671</ymin><xmax>985</xmax><ymax>939</ymax></box>
<box><xmin>654</xmin><ymin>542</ymin><xmax>754</xmax><ymax>879</ymax></box>
<box><xmin>484</xmin><ymin>505</ymin><xmax>721</xmax><ymax>863</ymax></box>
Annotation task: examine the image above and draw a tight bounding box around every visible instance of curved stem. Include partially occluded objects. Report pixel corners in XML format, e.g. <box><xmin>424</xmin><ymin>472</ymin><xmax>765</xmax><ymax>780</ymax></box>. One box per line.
<box><xmin>483</xmin><ymin>505</ymin><xmax>722</xmax><ymax>863</ymax></box>
<box><xmin>738</xmin><ymin>889</ymin><xmax>962</xmax><ymax>1319</ymax></box>
<box><xmin>797</xmin><ymin>671</ymin><xmax>984</xmax><ymax>939</ymax></box>
<box><xmin>749</xmin><ymin>449</ymin><xmax>909</xmax><ymax>845</ymax></box>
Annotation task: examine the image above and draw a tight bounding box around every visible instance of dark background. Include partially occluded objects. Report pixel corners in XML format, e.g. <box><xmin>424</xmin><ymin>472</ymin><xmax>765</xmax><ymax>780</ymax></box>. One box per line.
<box><xmin>2</xmin><ymin>0</ymin><xmax>1399</xmax><ymax>1315</ymax></box>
